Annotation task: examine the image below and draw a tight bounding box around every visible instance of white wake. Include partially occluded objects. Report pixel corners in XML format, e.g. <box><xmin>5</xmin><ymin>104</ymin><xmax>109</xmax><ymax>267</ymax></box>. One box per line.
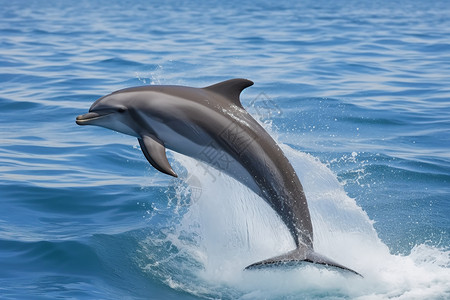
<box><xmin>140</xmin><ymin>144</ymin><xmax>449</xmax><ymax>299</ymax></box>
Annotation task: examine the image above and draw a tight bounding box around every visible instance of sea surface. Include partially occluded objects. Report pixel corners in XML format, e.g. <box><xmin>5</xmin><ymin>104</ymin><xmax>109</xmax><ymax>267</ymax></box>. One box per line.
<box><xmin>1</xmin><ymin>0</ymin><xmax>449</xmax><ymax>299</ymax></box>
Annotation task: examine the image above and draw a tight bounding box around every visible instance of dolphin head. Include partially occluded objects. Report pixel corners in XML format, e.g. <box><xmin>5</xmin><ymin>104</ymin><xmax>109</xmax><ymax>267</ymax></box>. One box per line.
<box><xmin>76</xmin><ymin>91</ymin><xmax>139</xmax><ymax>137</ymax></box>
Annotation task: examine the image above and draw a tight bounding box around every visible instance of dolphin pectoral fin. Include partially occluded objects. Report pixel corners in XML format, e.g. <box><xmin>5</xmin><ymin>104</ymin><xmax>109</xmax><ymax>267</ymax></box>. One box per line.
<box><xmin>138</xmin><ymin>136</ymin><xmax>178</xmax><ymax>177</ymax></box>
<box><xmin>245</xmin><ymin>247</ymin><xmax>362</xmax><ymax>277</ymax></box>
<box><xmin>203</xmin><ymin>78</ymin><xmax>254</xmax><ymax>108</ymax></box>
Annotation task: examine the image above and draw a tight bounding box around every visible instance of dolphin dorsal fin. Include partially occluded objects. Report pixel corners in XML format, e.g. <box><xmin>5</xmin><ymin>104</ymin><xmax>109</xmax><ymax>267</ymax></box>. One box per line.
<box><xmin>138</xmin><ymin>135</ymin><xmax>178</xmax><ymax>178</ymax></box>
<box><xmin>203</xmin><ymin>78</ymin><xmax>254</xmax><ymax>108</ymax></box>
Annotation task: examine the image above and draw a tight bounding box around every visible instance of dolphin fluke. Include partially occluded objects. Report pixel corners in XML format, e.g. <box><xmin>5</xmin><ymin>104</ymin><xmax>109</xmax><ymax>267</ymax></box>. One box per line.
<box><xmin>245</xmin><ymin>246</ymin><xmax>362</xmax><ymax>277</ymax></box>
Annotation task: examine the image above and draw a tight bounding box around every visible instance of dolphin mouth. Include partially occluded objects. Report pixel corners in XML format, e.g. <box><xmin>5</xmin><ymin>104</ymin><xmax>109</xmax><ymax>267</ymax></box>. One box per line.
<box><xmin>76</xmin><ymin>111</ymin><xmax>113</xmax><ymax>125</ymax></box>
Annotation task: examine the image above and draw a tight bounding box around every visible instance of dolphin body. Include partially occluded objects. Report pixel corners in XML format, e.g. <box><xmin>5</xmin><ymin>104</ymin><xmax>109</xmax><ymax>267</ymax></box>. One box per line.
<box><xmin>76</xmin><ymin>78</ymin><xmax>360</xmax><ymax>276</ymax></box>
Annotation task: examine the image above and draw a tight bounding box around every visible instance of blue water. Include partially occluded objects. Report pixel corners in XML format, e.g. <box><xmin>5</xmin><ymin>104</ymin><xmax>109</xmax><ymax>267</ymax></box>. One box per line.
<box><xmin>1</xmin><ymin>0</ymin><xmax>449</xmax><ymax>298</ymax></box>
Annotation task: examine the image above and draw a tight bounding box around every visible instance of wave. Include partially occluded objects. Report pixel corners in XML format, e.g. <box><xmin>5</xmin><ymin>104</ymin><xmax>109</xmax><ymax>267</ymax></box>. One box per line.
<box><xmin>137</xmin><ymin>143</ymin><xmax>450</xmax><ymax>299</ymax></box>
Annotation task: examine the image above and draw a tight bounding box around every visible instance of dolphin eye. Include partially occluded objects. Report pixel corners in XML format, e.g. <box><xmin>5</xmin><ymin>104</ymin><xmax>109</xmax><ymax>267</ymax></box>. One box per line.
<box><xmin>117</xmin><ymin>107</ymin><xmax>126</xmax><ymax>113</ymax></box>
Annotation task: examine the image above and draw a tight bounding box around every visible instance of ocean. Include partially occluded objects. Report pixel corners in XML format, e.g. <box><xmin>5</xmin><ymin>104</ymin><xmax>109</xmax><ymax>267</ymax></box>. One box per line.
<box><xmin>0</xmin><ymin>0</ymin><xmax>449</xmax><ymax>299</ymax></box>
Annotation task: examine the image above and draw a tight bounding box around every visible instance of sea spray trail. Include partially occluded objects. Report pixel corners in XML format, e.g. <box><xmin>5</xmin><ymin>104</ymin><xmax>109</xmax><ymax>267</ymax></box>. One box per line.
<box><xmin>137</xmin><ymin>140</ymin><xmax>450</xmax><ymax>299</ymax></box>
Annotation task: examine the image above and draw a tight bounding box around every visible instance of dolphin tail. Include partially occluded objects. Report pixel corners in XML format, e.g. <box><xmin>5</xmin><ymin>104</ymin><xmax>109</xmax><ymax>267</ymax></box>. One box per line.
<box><xmin>244</xmin><ymin>247</ymin><xmax>362</xmax><ymax>277</ymax></box>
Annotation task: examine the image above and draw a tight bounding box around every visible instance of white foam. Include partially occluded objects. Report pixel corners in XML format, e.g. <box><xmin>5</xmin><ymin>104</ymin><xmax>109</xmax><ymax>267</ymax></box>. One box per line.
<box><xmin>145</xmin><ymin>144</ymin><xmax>449</xmax><ymax>299</ymax></box>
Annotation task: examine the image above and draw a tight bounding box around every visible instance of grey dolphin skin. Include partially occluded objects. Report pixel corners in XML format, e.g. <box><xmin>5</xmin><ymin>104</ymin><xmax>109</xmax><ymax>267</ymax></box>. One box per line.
<box><xmin>76</xmin><ymin>78</ymin><xmax>361</xmax><ymax>276</ymax></box>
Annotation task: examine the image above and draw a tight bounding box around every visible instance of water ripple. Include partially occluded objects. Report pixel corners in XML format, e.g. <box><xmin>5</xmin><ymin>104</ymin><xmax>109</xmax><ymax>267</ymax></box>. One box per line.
<box><xmin>1</xmin><ymin>0</ymin><xmax>449</xmax><ymax>298</ymax></box>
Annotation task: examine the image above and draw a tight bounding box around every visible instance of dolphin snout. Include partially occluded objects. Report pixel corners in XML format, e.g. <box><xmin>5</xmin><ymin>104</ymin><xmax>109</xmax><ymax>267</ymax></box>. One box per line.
<box><xmin>76</xmin><ymin>112</ymin><xmax>105</xmax><ymax>125</ymax></box>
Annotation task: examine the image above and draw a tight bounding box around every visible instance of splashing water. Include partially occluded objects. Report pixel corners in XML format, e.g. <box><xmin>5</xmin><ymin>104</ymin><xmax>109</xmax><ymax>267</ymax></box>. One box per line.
<box><xmin>138</xmin><ymin>141</ymin><xmax>449</xmax><ymax>299</ymax></box>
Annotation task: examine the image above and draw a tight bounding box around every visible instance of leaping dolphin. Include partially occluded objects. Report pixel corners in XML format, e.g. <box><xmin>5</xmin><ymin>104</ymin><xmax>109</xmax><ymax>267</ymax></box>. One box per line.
<box><xmin>76</xmin><ymin>78</ymin><xmax>361</xmax><ymax>276</ymax></box>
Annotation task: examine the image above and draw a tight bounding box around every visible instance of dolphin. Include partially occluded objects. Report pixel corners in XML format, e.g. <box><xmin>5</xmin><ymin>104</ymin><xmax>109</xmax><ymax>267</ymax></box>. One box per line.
<box><xmin>76</xmin><ymin>78</ymin><xmax>361</xmax><ymax>276</ymax></box>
